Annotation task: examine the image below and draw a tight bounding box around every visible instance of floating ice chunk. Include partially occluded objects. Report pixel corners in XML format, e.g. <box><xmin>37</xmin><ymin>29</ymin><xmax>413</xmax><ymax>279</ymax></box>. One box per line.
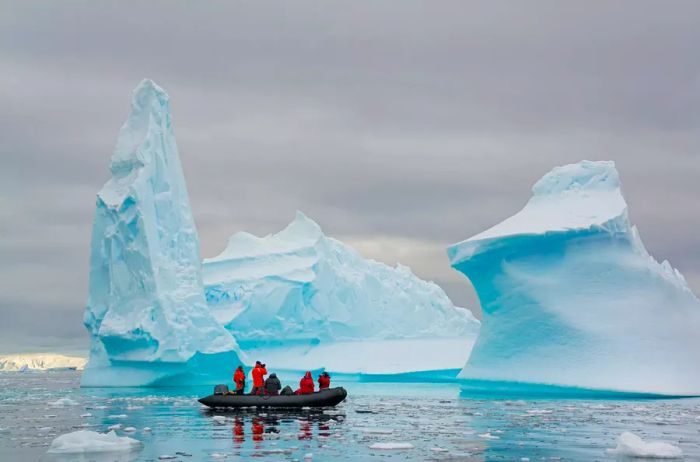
<box><xmin>158</xmin><ymin>455</ymin><xmax>177</xmax><ymax>460</ymax></box>
<box><xmin>123</xmin><ymin>427</ymin><xmax>136</xmax><ymax>432</ymax></box>
<box><xmin>81</xmin><ymin>79</ymin><xmax>243</xmax><ymax>387</ymax></box>
<box><xmin>142</xmin><ymin>427</ymin><xmax>152</xmax><ymax>432</ymax></box>
<box><xmin>304</xmin><ymin>453</ymin><xmax>313</xmax><ymax>460</ymax></box>
<box><xmin>478</xmin><ymin>432</ymin><xmax>500</xmax><ymax>440</ymax></box>
<box><xmin>210</xmin><ymin>454</ymin><xmax>227</xmax><ymax>459</ymax></box>
<box><xmin>431</xmin><ymin>447</ymin><xmax>449</xmax><ymax>452</ymax></box>
<box><xmin>212</xmin><ymin>415</ymin><xmax>228</xmax><ymax>424</ymax></box>
<box><xmin>361</xmin><ymin>428</ymin><xmax>394</xmax><ymax>434</ymax></box>
<box><xmin>526</xmin><ymin>410</ymin><xmax>553</xmax><ymax>415</ymax></box>
<box><xmin>203</xmin><ymin>211</ymin><xmax>479</xmax><ymax>375</ymax></box>
<box><xmin>108</xmin><ymin>414</ymin><xmax>128</xmax><ymax>419</ymax></box>
<box><xmin>369</xmin><ymin>442</ymin><xmax>414</xmax><ymax>450</ymax></box>
<box><xmin>47</xmin><ymin>430</ymin><xmax>141</xmax><ymax>454</ymax></box>
<box><xmin>448</xmin><ymin>160</ymin><xmax>700</xmax><ymax>396</ymax></box>
<box><xmin>80</xmin><ymin>413</ymin><xmax>92</xmax><ymax>418</ymax></box>
<box><xmin>108</xmin><ymin>424</ymin><xmax>122</xmax><ymax>431</ymax></box>
<box><xmin>607</xmin><ymin>432</ymin><xmax>682</xmax><ymax>459</ymax></box>
<box><xmin>49</xmin><ymin>398</ymin><xmax>79</xmax><ymax>406</ymax></box>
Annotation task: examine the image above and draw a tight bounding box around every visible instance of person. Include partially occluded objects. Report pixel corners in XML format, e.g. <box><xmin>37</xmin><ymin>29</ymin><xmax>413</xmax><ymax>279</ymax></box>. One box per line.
<box><xmin>295</xmin><ymin>371</ymin><xmax>315</xmax><ymax>394</ymax></box>
<box><xmin>250</xmin><ymin>361</ymin><xmax>267</xmax><ymax>395</ymax></box>
<box><xmin>233</xmin><ymin>365</ymin><xmax>246</xmax><ymax>395</ymax></box>
<box><xmin>318</xmin><ymin>371</ymin><xmax>331</xmax><ymax>390</ymax></box>
<box><xmin>264</xmin><ymin>373</ymin><xmax>281</xmax><ymax>395</ymax></box>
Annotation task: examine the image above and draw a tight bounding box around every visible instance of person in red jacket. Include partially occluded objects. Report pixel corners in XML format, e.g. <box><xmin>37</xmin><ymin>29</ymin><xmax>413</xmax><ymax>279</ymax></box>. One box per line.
<box><xmin>317</xmin><ymin>371</ymin><xmax>331</xmax><ymax>390</ymax></box>
<box><xmin>295</xmin><ymin>371</ymin><xmax>315</xmax><ymax>394</ymax></box>
<box><xmin>250</xmin><ymin>361</ymin><xmax>267</xmax><ymax>395</ymax></box>
<box><xmin>233</xmin><ymin>365</ymin><xmax>246</xmax><ymax>395</ymax></box>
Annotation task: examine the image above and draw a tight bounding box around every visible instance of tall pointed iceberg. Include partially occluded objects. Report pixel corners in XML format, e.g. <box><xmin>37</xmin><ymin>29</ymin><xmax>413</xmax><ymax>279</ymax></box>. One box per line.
<box><xmin>203</xmin><ymin>212</ymin><xmax>480</xmax><ymax>377</ymax></box>
<box><xmin>448</xmin><ymin>160</ymin><xmax>700</xmax><ymax>396</ymax></box>
<box><xmin>82</xmin><ymin>80</ymin><xmax>244</xmax><ymax>387</ymax></box>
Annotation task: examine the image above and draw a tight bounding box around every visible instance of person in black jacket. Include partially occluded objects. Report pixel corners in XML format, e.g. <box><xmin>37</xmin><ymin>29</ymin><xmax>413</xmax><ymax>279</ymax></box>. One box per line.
<box><xmin>264</xmin><ymin>373</ymin><xmax>282</xmax><ymax>395</ymax></box>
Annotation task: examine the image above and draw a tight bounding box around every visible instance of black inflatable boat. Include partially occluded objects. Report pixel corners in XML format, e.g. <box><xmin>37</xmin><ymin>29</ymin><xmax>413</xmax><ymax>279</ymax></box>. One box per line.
<box><xmin>198</xmin><ymin>387</ymin><xmax>347</xmax><ymax>409</ymax></box>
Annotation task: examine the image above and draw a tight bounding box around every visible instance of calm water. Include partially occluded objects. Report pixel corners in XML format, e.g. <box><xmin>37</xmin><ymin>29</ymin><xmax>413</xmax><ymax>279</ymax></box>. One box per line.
<box><xmin>1</xmin><ymin>371</ymin><xmax>699</xmax><ymax>461</ymax></box>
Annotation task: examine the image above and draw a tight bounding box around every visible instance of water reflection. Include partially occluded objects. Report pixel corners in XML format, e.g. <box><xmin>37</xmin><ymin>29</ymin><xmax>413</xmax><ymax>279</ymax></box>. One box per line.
<box><xmin>202</xmin><ymin>408</ymin><xmax>345</xmax><ymax>445</ymax></box>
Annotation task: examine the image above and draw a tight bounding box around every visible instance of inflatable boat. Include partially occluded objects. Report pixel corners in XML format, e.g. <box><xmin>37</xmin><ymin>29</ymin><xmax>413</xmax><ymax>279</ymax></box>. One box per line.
<box><xmin>198</xmin><ymin>387</ymin><xmax>347</xmax><ymax>409</ymax></box>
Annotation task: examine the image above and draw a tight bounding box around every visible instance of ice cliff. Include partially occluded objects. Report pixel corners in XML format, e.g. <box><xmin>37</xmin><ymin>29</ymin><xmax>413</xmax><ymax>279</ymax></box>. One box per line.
<box><xmin>448</xmin><ymin>160</ymin><xmax>700</xmax><ymax>396</ymax></box>
<box><xmin>204</xmin><ymin>212</ymin><xmax>480</xmax><ymax>376</ymax></box>
<box><xmin>82</xmin><ymin>80</ymin><xmax>243</xmax><ymax>387</ymax></box>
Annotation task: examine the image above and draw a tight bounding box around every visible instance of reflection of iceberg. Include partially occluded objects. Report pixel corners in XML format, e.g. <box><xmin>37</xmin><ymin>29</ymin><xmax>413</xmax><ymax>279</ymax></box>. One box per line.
<box><xmin>448</xmin><ymin>160</ymin><xmax>700</xmax><ymax>396</ymax></box>
<box><xmin>82</xmin><ymin>80</ymin><xmax>243</xmax><ymax>387</ymax></box>
<box><xmin>204</xmin><ymin>212</ymin><xmax>480</xmax><ymax>378</ymax></box>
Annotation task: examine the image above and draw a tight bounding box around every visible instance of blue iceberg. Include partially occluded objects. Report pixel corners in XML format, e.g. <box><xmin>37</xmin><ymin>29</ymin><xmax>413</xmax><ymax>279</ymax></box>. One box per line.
<box><xmin>204</xmin><ymin>212</ymin><xmax>480</xmax><ymax>378</ymax></box>
<box><xmin>448</xmin><ymin>160</ymin><xmax>700</xmax><ymax>396</ymax></box>
<box><xmin>82</xmin><ymin>80</ymin><xmax>244</xmax><ymax>387</ymax></box>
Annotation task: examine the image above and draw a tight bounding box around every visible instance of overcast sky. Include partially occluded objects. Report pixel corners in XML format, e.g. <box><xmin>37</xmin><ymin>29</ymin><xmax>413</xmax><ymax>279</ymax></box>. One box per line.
<box><xmin>1</xmin><ymin>1</ymin><xmax>699</xmax><ymax>355</ymax></box>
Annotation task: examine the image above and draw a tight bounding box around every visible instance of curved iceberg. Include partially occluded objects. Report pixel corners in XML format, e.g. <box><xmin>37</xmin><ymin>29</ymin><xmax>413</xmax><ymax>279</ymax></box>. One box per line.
<box><xmin>204</xmin><ymin>212</ymin><xmax>480</xmax><ymax>377</ymax></box>
<box><xmin>448</xmin><ymin>160</ymin><xmax>700</xmax><ymax>396</ymax></box>
<box><xmin>82</xmin><ymin>80</ymin><xmax>244</xmax><ymax>387</ymax></box>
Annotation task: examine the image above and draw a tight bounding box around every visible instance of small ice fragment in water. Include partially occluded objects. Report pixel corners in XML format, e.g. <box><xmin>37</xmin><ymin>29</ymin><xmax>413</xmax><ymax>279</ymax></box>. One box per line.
<box><xmin>108</xmin><ymin>424</ymin><xmax>122</xmax><ymax>431</ymax></box>
<box><xmin>431</xmin><ymin>447</ymin><xmax>449</xmax><ymax>452</ymax></box>
<box><xmin>49</xmin><ymin>398</ymin><xmax>79</xmax><ymax>406</ymax></box>
<box><xmin>123</xmin><ymin>427</ymin><xmax>136</xmax><ymax>432</ymax></box>
<box><xmin>210</xmin><ymin>454</ymin><xmax>227</xmax><ymax>459</ymax></box>
<box><xmin>607</xmin><ymin>432</ymin><xmax>682</xmax><ymax>459</ymax></box>
<box><xmin>80</xmin><ymin>413</ymin><xmax>92</xmax><ymax>418</ymax></box>
<box><xmin>369</xmin><ymin>442</ymin><xmax>414</xmax><ymax>450</ymax></box>
<box><xmin>142</xmin><ymin>427</ymin><xmax>152</xmax><ymax>432</ymax></box>
<box><xmin>47</xmin><ymin>430</ymin><xmax>141</xmax><ymax>454</ymax></box>
<box><xmin>304</xmin><ymin>453</ymin><xmax>313</xmax><ymax>460</ymax></box>
<box><xmin>478</xmin><ymin>432</ymin><xmax>500</xmax><ymax>440</ymax></box>
<box><xmin>526</xmin><ymin>409</ymin><xmax>552</xmax><ymax>415</ymax></box>
<box><xmin>521</xmin><ymin>458</ymin><xmax>530</xmax><ymax>461</ymax></box>
<box><xmin>159</xmin><ymin>455</ymin><xmax>178</xmax><ymax>460</ymax></box>
<box><xmin>212</xmin><ymin>415</ymin><xmax>227</xmax><ymax>424</ymax></box>
<box><xmin>361</xmin><ymin>428</ymin><xmax>393</xmax><ymax>434</ymax></box>
<box><xmin>108</xmin><ymin>414</ymin><xmax>128</xmax><ymax>419</ymax></box>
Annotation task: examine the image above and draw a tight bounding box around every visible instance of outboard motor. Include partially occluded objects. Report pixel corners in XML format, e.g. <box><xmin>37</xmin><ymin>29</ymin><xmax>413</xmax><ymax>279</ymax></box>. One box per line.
<box><xmin>213</xmin><ymin>384</ymin><xmax>229</xmax><ymax>395</ymax></box>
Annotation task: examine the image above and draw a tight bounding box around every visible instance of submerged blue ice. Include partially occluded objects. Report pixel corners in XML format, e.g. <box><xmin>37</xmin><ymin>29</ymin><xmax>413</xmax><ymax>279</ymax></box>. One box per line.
<box><xmin>448</xmin><ymin>160</ymin><xmax>700</xmax><ymax>396</ymax></box>
<box><xmin>203</xmin><ymin>212</ymin><xmax>480</xmax><ymax>376</ymax></box>
<box><xmin>82</xmin><ymin>80</ymin><xmax>244</xmax><ymax>387</ymax></box>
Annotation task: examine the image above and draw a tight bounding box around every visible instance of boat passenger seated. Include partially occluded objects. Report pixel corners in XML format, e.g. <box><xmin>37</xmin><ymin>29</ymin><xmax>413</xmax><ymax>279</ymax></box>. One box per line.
<box><xmin>264</xmin><ymin>373</ymin><xmax>281</xmax><ymax>395</ymax></box>
<box><xmin>318</xmin><ymin>371</ymin><xmax>331</xmax><ymax>390</ymax></box>
<box><xmin>295</xmin><ymin>371</ymin><xmax>315</xmax><ymax>394</ymax></box>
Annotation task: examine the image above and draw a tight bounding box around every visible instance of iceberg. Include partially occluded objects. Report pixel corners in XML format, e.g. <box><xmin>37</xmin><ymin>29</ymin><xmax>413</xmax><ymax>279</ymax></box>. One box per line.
<box><xmin>203</xmin><ymin>212</ymin><xmax>480</xmax><ymax>377</ymax></box>
<box><xmin>82</xmin><ymin>80</ymin><xmax>243</xmax><ymax>387</ymax></box>
<box><xmin>448</xmin><ymin>160</ymin><xmax>700</xmax><ymax>396</ymax></box>
<box><xmin>0</xmin><ymin>354</ymin><xmax>86</xmax><ymax>371</ymax></box>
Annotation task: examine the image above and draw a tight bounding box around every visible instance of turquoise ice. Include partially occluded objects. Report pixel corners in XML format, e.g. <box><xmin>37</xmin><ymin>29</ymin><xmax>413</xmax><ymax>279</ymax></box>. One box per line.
<box><xmin>448</xmin><ymin>160</ymin><xmax>700</xmax><ymax>396</ymax></box>
<box><xmin>203</xmin><ymin>212</ymin><xmax>480</xmax><ymax>377</ymax></box>
<box><xmin>82</xmin><ymin>80</ymin><xmax>243</xmax><ymax>387</ymax></box>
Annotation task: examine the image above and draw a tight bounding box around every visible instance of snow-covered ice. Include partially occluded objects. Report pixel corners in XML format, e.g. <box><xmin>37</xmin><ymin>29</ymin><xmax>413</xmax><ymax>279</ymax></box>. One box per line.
<box><xmin>607</xmin><ymin>432</ymin><xmax>683</xmax><ymax>459</ymax></box>
<box><xmin>47</xmin><ymin>430</ymin><xmax>141</xmax><ymax>454</ymax></box>
<box><xmin>448</xmin><ymin>160</ymin><xmax>700</xmax><ymax>395</ymax></box>
<box><xmin>81</xmin><ymin>80</ymin><xmax>243</xmax><ymax>387</ymax></box>
<box><xmin>369</xmin><ymin>442</ymin><xmax>414</xmax><ymax>450</ymax></box>
<box><xmin>204</xmin><ymin>211</ymin><xmax>479</xmax><ymax>375</ymax></box>
<box><xmin>0</xmin><ymin>354</ymin><xmax>85</xmax><ymax>371</ymax></box>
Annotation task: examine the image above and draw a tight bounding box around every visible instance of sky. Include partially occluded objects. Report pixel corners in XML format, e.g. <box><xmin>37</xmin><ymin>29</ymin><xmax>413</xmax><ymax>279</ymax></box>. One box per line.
<box><xmin>1</xmin><ymin>1</ymin><xmax>699</xmax><ymax>355</ymax></box>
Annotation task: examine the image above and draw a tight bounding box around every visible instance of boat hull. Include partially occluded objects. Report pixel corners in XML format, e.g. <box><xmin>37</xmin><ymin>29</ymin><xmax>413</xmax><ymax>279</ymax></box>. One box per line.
<box><xmin>198</xmin><ymin>387</ymin><xmax>347</xmax><ymax>408</ymax></box>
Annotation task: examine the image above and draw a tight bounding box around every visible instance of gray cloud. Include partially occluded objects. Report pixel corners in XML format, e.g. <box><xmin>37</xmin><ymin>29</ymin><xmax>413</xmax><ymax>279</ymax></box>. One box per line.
<box><xmin>1</xmin><ymin>1</ymin><xmax>699</xmax><ymax>354</ymax></box>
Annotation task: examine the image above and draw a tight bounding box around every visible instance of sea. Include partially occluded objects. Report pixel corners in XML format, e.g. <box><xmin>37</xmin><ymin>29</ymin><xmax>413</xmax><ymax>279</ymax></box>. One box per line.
<box><xmin>1</xmin><ymin>370</ymin><xmax>699</xmax><ymax>461</ymax></box>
